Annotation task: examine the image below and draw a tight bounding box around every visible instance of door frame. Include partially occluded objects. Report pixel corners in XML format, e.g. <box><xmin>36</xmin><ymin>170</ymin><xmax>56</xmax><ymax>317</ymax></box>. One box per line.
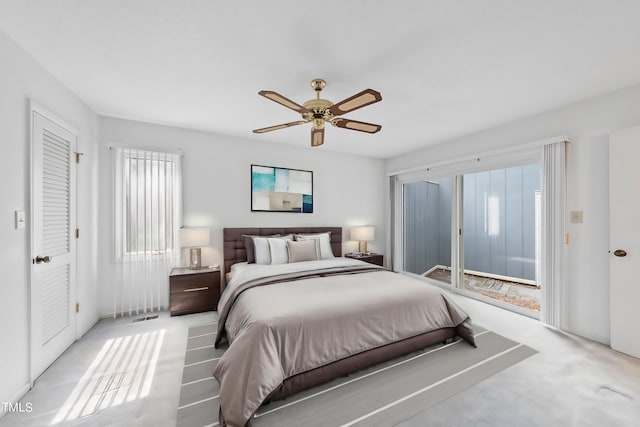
<box><xmin>28</xmin><ymin>100</ymin><xmax>79</xmax><ymax>386</ymax></box>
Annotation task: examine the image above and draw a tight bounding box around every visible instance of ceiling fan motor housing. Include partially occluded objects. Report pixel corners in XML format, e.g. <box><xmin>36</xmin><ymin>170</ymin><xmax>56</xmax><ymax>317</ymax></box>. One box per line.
<box><xmin>302</xmin><ymin>98</ymin><xmax>334</xmax><ymax>129</ymax></box>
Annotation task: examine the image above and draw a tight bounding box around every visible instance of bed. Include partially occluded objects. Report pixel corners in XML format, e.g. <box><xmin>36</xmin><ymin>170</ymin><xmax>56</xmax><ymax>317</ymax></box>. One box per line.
<box><xmin>214</xmin><ymin>227</ymin><xmax>476</xmax><ymax>426</ymax></box>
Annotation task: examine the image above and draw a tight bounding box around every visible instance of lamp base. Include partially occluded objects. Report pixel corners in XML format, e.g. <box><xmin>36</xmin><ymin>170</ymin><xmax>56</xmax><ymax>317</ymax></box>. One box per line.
<box><xmin>358</xmin><ymin>241</ymin><xmax>368</xmax><ymax>254</ymax></box>
<box><xmin>189</xmin><ymin>248</ymin><xmax>202</xmax><ymax>270</ymax></box>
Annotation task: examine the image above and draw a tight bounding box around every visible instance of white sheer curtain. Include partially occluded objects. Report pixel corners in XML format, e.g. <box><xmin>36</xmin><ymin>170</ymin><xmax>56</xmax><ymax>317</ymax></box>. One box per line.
<box><xmin>540</xmin><ymin>141</ymin><xmax>568</xmax><ymax>329</ymax></box>
<box><xmin>112</xmin><ymin>147</ymin><xmax>182</xmax><ymax>318</ymax></box>
<box><xmin>385</xmin><ymin>175</ymin><xmax>399</xmax><ymax>270</ymax></box>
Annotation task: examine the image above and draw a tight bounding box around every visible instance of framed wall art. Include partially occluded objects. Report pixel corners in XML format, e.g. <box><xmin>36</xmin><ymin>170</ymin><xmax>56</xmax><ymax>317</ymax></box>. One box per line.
<box><xmin>251</xmin><ymin>165</ymin><xmax>313</xmax><ymax>213</ymax></box>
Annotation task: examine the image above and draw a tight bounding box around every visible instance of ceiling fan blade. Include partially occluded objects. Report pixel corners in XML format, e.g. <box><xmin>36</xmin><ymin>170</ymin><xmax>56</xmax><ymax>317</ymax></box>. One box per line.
<box><xmin>253</xmin><ymin>120</ymin><xmax>307</xmax><ymax>134</ymax></box>
<box><xmin>311</xmin><ymin>127</ymin><xmax>324</xmax><ymax>147</ymax></box>
<box><xmin>327</xmin><ymin>89</ymin><xmax>382</xmax><ymax>116</ymax></box>
<box><xmin>332</xmin><ymin>118</ymin><xmax>382</xmax><ymax>134</ymax></box>
<box><xmin>258</xmin><ymin>91</ymin><xmax>311</xmax><ymax>115</ymax></box>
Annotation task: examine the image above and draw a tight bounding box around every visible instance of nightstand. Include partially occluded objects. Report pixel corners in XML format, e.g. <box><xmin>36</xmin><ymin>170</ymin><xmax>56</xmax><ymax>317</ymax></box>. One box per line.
<box><xmin>169</xmin><ymin>267</ymin><xmax>221</xmax><ymax>316</ymax></box>
<box><xmin>345</xmin><ymin>253</ymin><xmax>384</xmax><ymax>266</ymax></box>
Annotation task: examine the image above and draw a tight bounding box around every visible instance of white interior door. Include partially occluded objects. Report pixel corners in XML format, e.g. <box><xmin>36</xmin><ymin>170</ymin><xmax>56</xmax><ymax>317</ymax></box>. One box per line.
<box><xmin>609</xmin><ymin>125</ymin><xmax>640</xmax><ymax>359</ymax></box>
<box><xmin>30</xmin><ymin>105</ymin><xmax>77</xmax><ymax>380</ymax></box>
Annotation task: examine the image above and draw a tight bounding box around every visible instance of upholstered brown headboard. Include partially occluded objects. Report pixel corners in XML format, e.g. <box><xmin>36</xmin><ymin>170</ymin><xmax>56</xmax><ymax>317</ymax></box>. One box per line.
<box><xmin>223</xmin><ymin>227</ymin><xmax>342</xmax><ymax>275</ymax></box>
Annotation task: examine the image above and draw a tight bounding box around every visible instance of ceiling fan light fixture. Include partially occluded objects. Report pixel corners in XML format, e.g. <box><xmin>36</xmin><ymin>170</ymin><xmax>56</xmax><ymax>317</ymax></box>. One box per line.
<box><xmin>312</xmin><ymin>118</ymin><xmax>325</xmax><ymax>130</ymax></box>
<box><xmin>254</xmin><ymin>79</ymin><xmax>382</xmax><ymax>147</ymax></box>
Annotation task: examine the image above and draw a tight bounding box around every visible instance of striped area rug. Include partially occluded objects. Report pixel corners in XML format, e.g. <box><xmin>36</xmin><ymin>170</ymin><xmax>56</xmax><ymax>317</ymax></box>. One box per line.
<box><xmin>176</xmin><ymin>324</ymin><xmax>535</xmax><ymax>427</ymax></box>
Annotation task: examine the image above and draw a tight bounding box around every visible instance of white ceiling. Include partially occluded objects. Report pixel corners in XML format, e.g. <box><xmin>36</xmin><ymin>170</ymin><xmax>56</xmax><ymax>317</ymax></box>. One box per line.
<box><xmin>1</xmin><ymin>1</ymin><xmax>640</xmax><ymax>158</ymax></box>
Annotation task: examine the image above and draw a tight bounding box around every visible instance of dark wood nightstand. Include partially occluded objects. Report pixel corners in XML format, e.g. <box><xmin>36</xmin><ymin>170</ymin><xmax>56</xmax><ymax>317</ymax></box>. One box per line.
<box><xmin>169</xmin><ymin>267</ymin><xmax>221</xmax><ymax>316</ymax></box>
<box><xmin>345</xmin><ymin>253</ymin><xmax>384</xmax><ymax>266</ymax></box>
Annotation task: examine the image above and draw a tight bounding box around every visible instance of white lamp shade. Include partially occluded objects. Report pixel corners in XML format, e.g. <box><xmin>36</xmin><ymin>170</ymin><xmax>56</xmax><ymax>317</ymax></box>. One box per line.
<box><xmin>179</xmin><ymin>228</ymin><xmax>210</xmax><ymax>248</ymax></box>
<box><xmin>350</xmin><ymin>226</ymin><xmax>374</xmax><ymax>242</ymax></box>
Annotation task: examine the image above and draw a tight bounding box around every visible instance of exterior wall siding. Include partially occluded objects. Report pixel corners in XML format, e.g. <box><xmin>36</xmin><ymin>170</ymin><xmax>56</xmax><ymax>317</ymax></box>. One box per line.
<box><xmin>403</xmin><ymin>164</ymin><xmax>540</xmax><ymax>280</ymax></box>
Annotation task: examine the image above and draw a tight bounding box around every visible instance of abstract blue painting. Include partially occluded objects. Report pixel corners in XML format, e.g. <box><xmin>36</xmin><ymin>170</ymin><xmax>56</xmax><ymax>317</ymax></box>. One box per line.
<box><xmin>251</xmin><ymin>165</ymin><xmax>313</xmax><ymax>213</ymax></box>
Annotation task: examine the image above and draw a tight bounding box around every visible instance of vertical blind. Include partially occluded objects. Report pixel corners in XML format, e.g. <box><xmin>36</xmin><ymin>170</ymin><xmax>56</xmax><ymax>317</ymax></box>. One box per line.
<box><xmin>540</xmin><ymin>141</ymin><xmax>568</xmax><ymax>329</ymax></box>
<box><xmin>113</xmin><ymin>147</ymin><xmax>182</xmax><ymax>318</ymax></box>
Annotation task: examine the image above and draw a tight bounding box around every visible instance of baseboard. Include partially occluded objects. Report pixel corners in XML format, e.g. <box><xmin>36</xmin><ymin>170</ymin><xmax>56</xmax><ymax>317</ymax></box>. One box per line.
<box><xmin>77</xmin><ymin>316</ymin><xmax>100</xmax><ymax>339</ymax></box>
<box><xmin>0</xmin><ymin>383</ymin><xmax>31</xmax><ymax>420</ymax></box>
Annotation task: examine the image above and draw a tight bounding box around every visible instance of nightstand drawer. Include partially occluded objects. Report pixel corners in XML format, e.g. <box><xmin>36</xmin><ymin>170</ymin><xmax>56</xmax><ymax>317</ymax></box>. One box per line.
<box><xmin>170</xmin><ymin>289</ymin><xmax>218</xmax><ymax>316</ymax></box>
<box><xmin>363</xmin><ymin>254</ymin><xmax>383</xmax><ymax>266</ymax></box>
<box><xmin>170</xmin><ymin>272</ymin><xmax>216</xmax><ymax>294</ymax></box>
<box><xmin>169</xmin><ymin>268</ymin><xmax>221</xmax><ymax>316</ymax></box>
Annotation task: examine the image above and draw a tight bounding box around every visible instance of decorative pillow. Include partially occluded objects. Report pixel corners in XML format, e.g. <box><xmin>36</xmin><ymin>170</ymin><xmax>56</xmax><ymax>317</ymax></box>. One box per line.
<box><xmin>295</xmin><ymin>232</ymin><xmax>335</xmax><ymax>259</ymax></box>
<box><xmin>252</xmin><ymin>235</ymin><xmax>294</xmax><ymax>265</ymax></box>
<box><xmin>252</xmin><ymin>237</ymin><xmax>272</xmax><ymax>265</ymax></box>
<box><xmin>241</xmin><ymin>234</ymin><xmax>280</xmax><ymax>263</ymax></box>
<box><xmin>268</xmin><ymin>238</ymin><xmax>289</xmax><ymax>264</ymax></box>
<box><xmin>287</xmin><ymin>239</ymin><xmax>319</xmax><ymax>263</ymax></box>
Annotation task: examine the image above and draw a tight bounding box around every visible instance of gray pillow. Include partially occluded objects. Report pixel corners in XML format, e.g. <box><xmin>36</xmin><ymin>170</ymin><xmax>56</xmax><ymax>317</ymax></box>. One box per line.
<box><xmin>294</xmin><ymin>232</ymin><xmax>335</xmax><ymax>259</ymax></box>
<box><xmin>287</xmin><ymin>239</ymin><xmax>319</xmax><ymax>263</ymax></box>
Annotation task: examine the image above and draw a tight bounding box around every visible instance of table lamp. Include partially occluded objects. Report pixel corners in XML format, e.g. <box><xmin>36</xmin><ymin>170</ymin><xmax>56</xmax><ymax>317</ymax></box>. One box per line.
<box><xmin>179</xmin><ymin>228</ymin><xmax>210</xmax><ymax>269</ymax></box>
<box><xmin>350</xmin><ymin>226</ymin><xmax>374</xmax><ymax>255</ymax></box>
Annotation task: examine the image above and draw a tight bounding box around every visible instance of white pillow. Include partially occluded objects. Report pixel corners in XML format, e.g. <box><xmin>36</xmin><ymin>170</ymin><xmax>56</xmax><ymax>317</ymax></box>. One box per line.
<box><xmin>295</xmin><ymin>232</ymin><xmax>335</xmax><ymax>259</ymax></box>
<box><xmin>268</xmin><ymin>238</ymin><xmax>289</xmax><ymax>264</ymax></box>
<box><xmin>253</xmin><ymin>235</ymin><xmax>294</xmax><ymax>265</ymax></box>
<box><xmin>253</xmin><ymin>237</ymin><xmax>271</xmax><ymax>265</ymax></box>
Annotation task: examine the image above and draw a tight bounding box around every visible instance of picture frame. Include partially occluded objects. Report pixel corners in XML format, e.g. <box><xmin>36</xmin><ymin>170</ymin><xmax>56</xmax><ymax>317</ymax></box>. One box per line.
<box><xmin>251</xmin><ymin>164</ymin><xmax>313</xmax><ymax>213</ymax></box>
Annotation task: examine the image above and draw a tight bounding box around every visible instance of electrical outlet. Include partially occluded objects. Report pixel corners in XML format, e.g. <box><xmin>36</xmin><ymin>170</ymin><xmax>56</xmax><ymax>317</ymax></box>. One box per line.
<box><xmin>570</xmin><ymin>211</ymin><xmax>583</xmax><ymax>224</ymax></box>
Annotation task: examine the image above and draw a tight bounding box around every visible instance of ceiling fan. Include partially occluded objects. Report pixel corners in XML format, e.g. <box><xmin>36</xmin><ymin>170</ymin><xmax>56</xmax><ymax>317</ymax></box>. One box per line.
<box><xmin>253</xmin><ymin>79</ymin><xmax>382</xmax><ymax>147</ymax></box>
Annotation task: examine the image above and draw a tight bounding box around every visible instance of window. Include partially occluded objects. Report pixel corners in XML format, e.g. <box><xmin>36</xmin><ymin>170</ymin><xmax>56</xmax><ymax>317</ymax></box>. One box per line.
<box><xmin>114</xmin><ymin>148</ymin><xmax>182</xmax><ymax>261</ymax></box>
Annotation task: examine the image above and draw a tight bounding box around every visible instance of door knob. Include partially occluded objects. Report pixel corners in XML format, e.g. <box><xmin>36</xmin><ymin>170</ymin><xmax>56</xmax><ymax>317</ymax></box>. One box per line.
<box><xmin>613</xmin><ymin>249</ymin><xmax>627</xmax><ymax>257</ymax></box>
<box><xmin>35</xmin><ymin>255</ymin><xmax>51</xmax><ymax>264</ymax></box>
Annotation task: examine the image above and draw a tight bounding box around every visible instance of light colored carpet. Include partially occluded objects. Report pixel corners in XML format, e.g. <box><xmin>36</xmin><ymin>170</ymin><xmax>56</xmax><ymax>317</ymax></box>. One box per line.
<box><xmin>176</xmin><ymin>325</ymin><xmax>535</xmax><ymax>427</ymax></box>
<box><xmin>6</xmin><ymin>300</ymin><xmax>638</xmax><ymax>427</ymax></box>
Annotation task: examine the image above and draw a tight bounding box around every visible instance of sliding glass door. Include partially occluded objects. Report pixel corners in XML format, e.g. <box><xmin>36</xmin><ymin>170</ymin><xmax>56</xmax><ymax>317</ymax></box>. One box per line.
<box><xmin>403</xmin><ymin>178</ymin><xmax>452</xmax><ymax>284</ymax></box>
<box><xmin>460</xmin><ymin>165</ymin><xmax>541</xmax><ymax>312</ymax></box>
<box><xmin>400</xmin><ymin>161</ymin><xmax>541</xmax><ymax>317</ymax></box>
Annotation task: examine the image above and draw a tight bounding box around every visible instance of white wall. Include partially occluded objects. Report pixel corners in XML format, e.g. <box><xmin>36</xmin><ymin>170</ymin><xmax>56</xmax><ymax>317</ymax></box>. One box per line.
<box><xmin>98</xmin><ymin>117</ymin><xmax>386</xmax><ymax>317</ymax></box>
<box><xmin>0</xmin><ymin>31</ymin><xmax>99</xmax><ymax>412</ymax></box>
<box><xmin>386</xmin><ymin>83</ymin><xmax>640</xmax><ymax>345</ymax></box>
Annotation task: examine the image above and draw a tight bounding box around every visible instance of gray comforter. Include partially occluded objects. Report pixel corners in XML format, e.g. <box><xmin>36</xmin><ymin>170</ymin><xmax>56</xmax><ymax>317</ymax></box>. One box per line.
<box><xmin>213</xmin><ymin>259</ymin><xmax>475</xmax><ymax>426</ymax></box>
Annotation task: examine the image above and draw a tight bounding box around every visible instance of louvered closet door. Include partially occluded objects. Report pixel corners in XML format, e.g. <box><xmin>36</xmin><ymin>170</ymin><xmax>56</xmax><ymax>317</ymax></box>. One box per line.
<box><xmin>31</xmin><ymin>108</ymin><xmax>77</xmax><ymax>380</ymax></box>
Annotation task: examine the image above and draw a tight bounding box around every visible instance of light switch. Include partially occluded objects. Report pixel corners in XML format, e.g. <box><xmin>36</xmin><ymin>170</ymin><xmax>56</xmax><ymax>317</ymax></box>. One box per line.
<box><xmin>15</xmin><ymin>210</ymin><xmax>25</xmax><ymax>229</ymax></box>
<box><xmin>570</xmin><ymin>211</ymin><xmax>583</xmax><ymax>224</ymax></box>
